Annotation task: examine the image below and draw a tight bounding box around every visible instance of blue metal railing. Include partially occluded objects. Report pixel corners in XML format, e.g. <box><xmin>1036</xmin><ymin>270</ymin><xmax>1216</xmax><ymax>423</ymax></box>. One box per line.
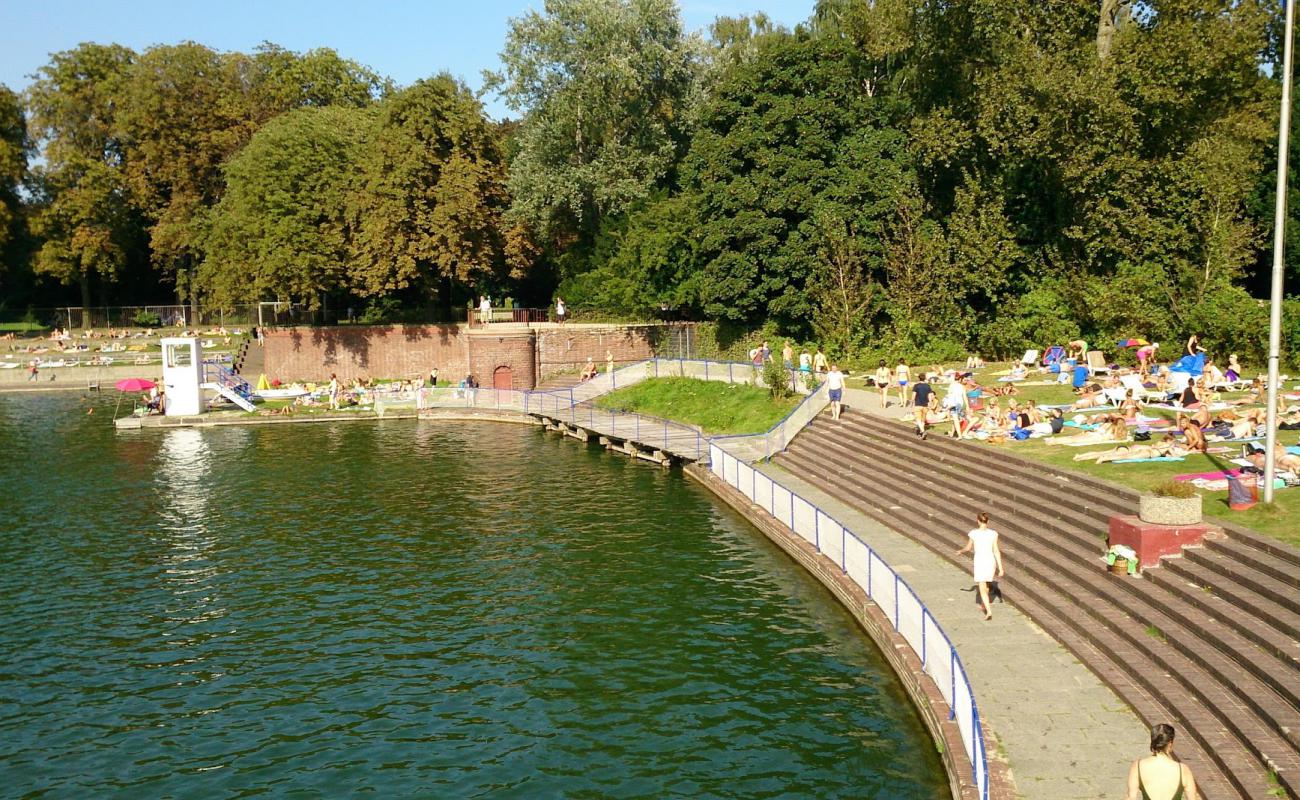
<box><xmin>709</xmin><ymin>443</ymin><xmax>989</xmax><ymax>799</ymax></box>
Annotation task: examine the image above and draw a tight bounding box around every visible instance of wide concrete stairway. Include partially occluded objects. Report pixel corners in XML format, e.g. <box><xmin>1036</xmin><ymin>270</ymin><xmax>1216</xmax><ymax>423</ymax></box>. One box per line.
<box><xmin>776</xmin><ymin>412</ymin><xmax>1300</xmax><ymax>800</ymax></box>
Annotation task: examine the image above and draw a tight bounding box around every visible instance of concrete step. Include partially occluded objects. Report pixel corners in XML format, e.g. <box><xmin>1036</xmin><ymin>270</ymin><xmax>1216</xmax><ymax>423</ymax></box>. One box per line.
<box><xmin>777</xmin><ymin>433</ymin><xmax>1300</xmax><ymax>799</ymax></box>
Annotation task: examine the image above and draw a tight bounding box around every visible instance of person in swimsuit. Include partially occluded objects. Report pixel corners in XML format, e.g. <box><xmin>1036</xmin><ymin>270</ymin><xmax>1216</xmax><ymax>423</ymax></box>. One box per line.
<box><xmin>874</xmin><ymin>361</ymin><xmax>892</xmax><ymax>408</ymax></box>
<box><xmin>1125</xmin><ymin>723</ymin><xmax>1199</xmax><ymax>800</ymax></box>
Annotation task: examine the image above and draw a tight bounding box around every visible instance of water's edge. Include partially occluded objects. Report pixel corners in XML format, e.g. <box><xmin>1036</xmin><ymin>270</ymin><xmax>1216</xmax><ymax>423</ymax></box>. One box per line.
<box><xmin>683</xmin><ymin>464</ymin><xmax>971</xmax><ymax>800</ymax></box>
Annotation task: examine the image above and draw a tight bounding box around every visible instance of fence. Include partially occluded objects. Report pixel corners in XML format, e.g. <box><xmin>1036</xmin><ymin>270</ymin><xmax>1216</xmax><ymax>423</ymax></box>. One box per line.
<box><xmin>709</xmin><ymin>443</ymin><xmax>989</xmax><ymax>799</ymax></box>
<box><xmin>0</xmin><ymin>303</ymin><xmax>476</xmax><ymax>331</ymax></box>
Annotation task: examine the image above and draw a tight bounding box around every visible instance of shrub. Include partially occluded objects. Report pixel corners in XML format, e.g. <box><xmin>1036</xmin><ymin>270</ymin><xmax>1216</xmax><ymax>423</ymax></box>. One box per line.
<box><xmin>132</xmin><ymin>310</ymin><xmax>162</xmax><ymax>328</ymax></box>
<box><xmin>762</xmin><ymin>357</ymin><xmax>793</xmax><ymax>400</ymax></box>
<box><xmin>357</xmin><ymin>297</ymin><xmax>401</xmax><ymax>325</ymax></box>
<box><xmin>1150</xmin><ymin>479</ymin><xmax>1196</xmax><ymax>499</ymax></box>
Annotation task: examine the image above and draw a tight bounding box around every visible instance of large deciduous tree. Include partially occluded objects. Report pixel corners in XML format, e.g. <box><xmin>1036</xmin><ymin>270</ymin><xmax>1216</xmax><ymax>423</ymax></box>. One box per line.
<box><xmin>25</xmin><ymin>44</ymin><xmax>137</xmax><ymax>313</ymax></box>
<box><xmin>197</xmin><ymin>106</ymin><xmax>374</xmax><ymax>309</ymax></box>
<box><xmin>0</xmin><ymin>85</ymin><xmax>27</xmax><ymax>276</ymax></box>
<box><xmin>487</xmin><ymin>0</ymin><xmax>699</xmax><ymax>250</ymax></box>
<box><xmin>350</xmin><ymin>76</ymin><xmax>523</xmax><ymax>303</ymax></box>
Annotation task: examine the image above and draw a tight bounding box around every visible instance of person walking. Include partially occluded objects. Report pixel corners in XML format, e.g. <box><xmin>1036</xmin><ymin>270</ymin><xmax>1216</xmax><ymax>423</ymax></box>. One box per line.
<box><xmin>957</xmin><ymin>512</ymin><xmax>1004</xmax><ymax>620</ymax></box>
<box><xmin>895</xmin><ymin>358</ymin><xmax>910</xmax><ymax>399</ymax></box>
<box><xmin>812</xmin><ymin>347</ymin><xmax>828</xmax><ymax>375</ymax></box>
<box><xmin>781</xmin><ymin>341</ymin><xmax>794</xmax><ymax>370</ymax></box>
<box><xmin>826</xmin><ymin>364</ymin><xmax>846</xmax><ymax>420</ymax></box>
<box><xmin>911</xmin><ymin>372</ymin><xmax>934</xmax><ymax>439</ymax></box>
<box><xmin>874</xmin><ymin>360</ymin><xmax>892</xmax><ymax>408</ymax></box>
<box><xmin>28</xmin><ymin>361</ymin><xmax>38</xmax><ymax>382</ymax></box>
<box><xmin>1125</xmin><ymin>724</ymin><xmax>1199</xmax><ymax>800</ymax></box>
<box><xmin>555</xmin><ymin>297</ymin><xmax>566</xmax><ymax>325</ymax></box>
<box><xmin>328</xmin><ymin>373</ymin><xmax>340</xmax><ymax>410</ymax></box>
<box><xmin>479</xmin><ymin>295</ymin><xmax>492</xmax><ymax>325</ymax></box>
<box><xmin>944</xmin><ymin>374</ymin><xmax>971</xmax><ymax>438</ymax></box>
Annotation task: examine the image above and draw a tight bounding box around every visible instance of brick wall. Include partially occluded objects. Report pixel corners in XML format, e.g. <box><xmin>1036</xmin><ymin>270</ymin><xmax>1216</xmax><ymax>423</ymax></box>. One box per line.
<box><xmin>466</xmin><ymin>330</ymin><xmax>536</xmax><ymax>390</ymax></box>
<box><xmin>264</xmin><ymin>323</ymin><xmax>669</xmax><ymax>387</ymax></box>
<box><xmin>535</xmin><ymin>325</ymin><xmax>658</xmax><ymax>379</ymax></box>
<box><xmin>263</xmin><ymin>325</ymin><xmax>467</xmax><ymax>383</ymax></box>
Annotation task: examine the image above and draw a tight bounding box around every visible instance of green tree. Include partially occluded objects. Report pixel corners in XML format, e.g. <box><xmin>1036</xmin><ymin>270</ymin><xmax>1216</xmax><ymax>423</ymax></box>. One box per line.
<box><xmin>486</xmin><ymin>0</ymin><xmax>699</xmax><ymax>249</ymax></box>
<box><xmin>25</xmin><ymin>44</ymin><xmax>137</xmax><ymax>313</ymax></box>
<box><xmin>350</xmin><ymin>76</ymin><xmax>521</xmax><ymax>302</ymax></box>
<box><xmin>0</xmin><ymin>85</ymin><xmax>27</xmax><ymax>274</ymax></box>
<box><xmin>197</xmin><ymin>106</ymin><xmax>374</xmax><ymax>309</ymax></box>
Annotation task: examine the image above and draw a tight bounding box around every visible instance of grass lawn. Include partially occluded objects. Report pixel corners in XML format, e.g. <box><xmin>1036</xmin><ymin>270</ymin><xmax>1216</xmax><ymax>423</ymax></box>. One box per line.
<box><xmin>855</xmin><ymin>360</ymin><xmax>1300</xmax><ymax>548</ymax></box>
<box><xmin>0</xmin><ymin>322</ymin><xmax>47</xmax><ymax>332</ymax></box>
<box><xmin>595</xmin><ymin>377</ymin><xmax>800</xmax><ymax>435</ymax></box>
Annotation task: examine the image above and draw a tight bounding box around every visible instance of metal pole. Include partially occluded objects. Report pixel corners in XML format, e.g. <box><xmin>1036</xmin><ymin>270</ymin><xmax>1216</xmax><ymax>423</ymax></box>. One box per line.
<box><xmin>1265</xmin><ymin>0</ymin><xmax>1296</xmax><ymax>503</ymax></box>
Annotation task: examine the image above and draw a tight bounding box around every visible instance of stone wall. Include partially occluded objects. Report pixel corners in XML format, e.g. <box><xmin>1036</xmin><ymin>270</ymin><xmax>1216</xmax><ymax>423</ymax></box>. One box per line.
<box><xmin>535</xmin><ymin>325</ymin><xmax>658</xmax><ymax>380</ymax></box>
<box><xmin>263</xmin><ymin>325</ymin><xmax>467</xmax><ymax>384</ymax></box>
<box><xmin>263</xmin><ymin>323</ymin><xmax>677</xmax><ymax>387</ymax></box>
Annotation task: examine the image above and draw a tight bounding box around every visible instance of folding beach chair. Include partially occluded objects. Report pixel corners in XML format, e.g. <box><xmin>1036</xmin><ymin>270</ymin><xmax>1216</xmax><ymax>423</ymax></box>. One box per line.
<box><xmin>1086</xmin><ymin>350</ymin><xmax>1111</xmax><ymax>376</ymax></box>
<box><xmin>1021</xmin><ymin>349</ymin><xmax>1039</xmax><ymax>366</ymax></box>
<box><xmin>1120</xmin><ymin>373</ymin><xmax>1164</xmax><ymax>403</ymax></box>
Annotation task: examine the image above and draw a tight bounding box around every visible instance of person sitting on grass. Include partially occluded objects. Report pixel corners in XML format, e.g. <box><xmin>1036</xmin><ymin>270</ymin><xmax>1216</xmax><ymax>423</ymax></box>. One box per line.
<box><xmin>1176</xmin><ymin>414</ymin><xmax>1207</xmax><ymax>453</ymax></box>
<box><xmin>579</xmin><ymin>358</ymin><xmax>599</xmax><ymax>382</ymax></box>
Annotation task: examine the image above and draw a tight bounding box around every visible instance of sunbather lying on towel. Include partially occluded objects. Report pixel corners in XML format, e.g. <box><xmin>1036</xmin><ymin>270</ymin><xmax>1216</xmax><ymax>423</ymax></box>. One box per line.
<box><xmin>1045</xmin><ymin>414</ymin><xmax>1128</xmax><ymax>446</ymax></box>
<box><xmin>1073</xmin><ymin>438</ymin><xmax>1189</xmax><ymax>463</ymax></box>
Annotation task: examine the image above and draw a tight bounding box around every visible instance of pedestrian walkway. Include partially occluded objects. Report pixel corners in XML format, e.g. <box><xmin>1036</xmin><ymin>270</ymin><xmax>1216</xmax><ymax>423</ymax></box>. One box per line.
<box><xmin>755</xmin><ymin>460</ymin><xmax>1146</xmax><ymax>800</ymax></box>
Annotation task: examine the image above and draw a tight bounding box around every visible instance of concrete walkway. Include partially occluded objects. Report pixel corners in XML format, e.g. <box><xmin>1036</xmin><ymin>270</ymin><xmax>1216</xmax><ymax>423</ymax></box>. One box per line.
<box><xmin>759</xmin><ymin>390</ymin><xmax>1148</xmax><ymax>799</ymax></box>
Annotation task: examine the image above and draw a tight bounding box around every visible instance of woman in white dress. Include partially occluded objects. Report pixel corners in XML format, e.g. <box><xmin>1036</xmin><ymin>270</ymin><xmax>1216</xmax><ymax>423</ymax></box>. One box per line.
<box><xmin>957</xmin><ymin>512</ymin><xmax>1004</xmax><ymax>620</ymax></box>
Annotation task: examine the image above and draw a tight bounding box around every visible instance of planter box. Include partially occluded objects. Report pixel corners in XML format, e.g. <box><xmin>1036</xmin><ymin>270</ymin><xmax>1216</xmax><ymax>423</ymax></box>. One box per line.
<box><xmin>1109</xmin><ymin>515</ymin><xmax>1213</xmax><ymax>569</ymax></box>
<box><xmin>1138</xmin><ymin>494</ymin><xmax>1202</xmax><ymax>526</ymax></box>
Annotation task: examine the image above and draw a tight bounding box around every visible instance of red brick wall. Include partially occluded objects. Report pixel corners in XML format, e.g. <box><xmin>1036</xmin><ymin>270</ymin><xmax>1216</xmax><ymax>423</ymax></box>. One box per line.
<box><xmin>466</xmin><ymin>330</ymin><xmax>536</xmax><ymax>390</ymax></box>
<box><xmin>264</xmin><ymin>323</ymin><xmax>664</xmax><ymax>386</ymax></box>
<box><xmin>263</xmin><ymin>325</ymin><xmax>467</xmax><ymax>383</ymax></box>
<box><xmin>536</xmin><ymin>325</ymin><xmax>657</xmax><ymax>379</ymax></box>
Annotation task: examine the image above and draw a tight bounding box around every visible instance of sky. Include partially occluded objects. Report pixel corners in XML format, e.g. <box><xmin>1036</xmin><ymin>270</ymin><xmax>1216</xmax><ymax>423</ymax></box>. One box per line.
<box><xmin>0</xmin><ymin>0</ymin><xmax>815</xmax><ymax>118</ymax></box>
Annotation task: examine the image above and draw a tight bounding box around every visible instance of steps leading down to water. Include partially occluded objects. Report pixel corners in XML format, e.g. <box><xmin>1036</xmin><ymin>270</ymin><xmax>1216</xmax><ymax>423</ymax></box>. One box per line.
<box><xmin>775</xmin><ymin>412</ymin><xmax>1300</xmax><ymax>800</ymax></box>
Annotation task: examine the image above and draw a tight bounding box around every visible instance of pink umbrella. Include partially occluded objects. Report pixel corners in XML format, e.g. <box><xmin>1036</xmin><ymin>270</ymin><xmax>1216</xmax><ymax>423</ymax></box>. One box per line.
<box><xmin>114</xmin><ymin>378</ymin><xmax>156</xmax><ymax>392</ymax></box>
<box><xmin>113</xmin><ymin>378</ymin><xmax>158</xmax><ymax>418</ymax></box>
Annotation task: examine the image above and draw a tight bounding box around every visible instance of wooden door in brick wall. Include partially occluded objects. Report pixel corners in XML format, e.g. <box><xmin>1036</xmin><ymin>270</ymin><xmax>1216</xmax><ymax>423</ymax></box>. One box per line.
<box><xmin>493</xmin><ymin>366</ymin><xmax>513</xmax><ymax>390</ymax></box>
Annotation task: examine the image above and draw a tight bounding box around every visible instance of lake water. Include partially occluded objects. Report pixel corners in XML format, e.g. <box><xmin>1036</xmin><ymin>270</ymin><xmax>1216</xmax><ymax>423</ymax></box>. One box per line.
<box><xmin>0</xmin><ymin>392</ymin><xmax>945</xmax><ymax>798</ymax></box>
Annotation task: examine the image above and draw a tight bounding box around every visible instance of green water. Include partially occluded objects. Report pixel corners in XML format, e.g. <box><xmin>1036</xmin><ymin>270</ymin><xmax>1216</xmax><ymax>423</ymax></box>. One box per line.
<box><xmin>0</xmin><ymin>392</ymin><xmax>946</xmax><ymax>798</ymax></box>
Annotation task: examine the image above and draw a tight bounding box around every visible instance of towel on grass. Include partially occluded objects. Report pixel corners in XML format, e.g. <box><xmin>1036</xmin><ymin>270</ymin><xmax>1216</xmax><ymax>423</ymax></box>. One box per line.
<box><xmin>1111</xmin><ymin>456</ymin><xmax>1187</xmax><ymax>463</ymax></box>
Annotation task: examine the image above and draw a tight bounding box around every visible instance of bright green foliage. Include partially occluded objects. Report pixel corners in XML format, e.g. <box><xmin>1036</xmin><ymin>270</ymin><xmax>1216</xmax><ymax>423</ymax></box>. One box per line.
<box><xmin>487</xmin><ymin>0</ymin><xmax>699</xmax><ymax>245</ymax></box>
<box><xmin>0</xmin><ymin>85</ymin><xmax>26</xmax><ymax>267</ymax></box>
<box><xmin>197</xmin><ymin>106</ymin><xmax>374</xmax><ymax>309</ymax></box>
<box><xmin>350</xmin><ymin>77</ymin><xmax>518</xmax><ymax>297</ymax></box>
<box><xmin>117</xmin><ymin>42</ymin><xmax>389</xmax><ymax>280</ymax></box>
<box><xmin>25</xmin><ymin>44</ymin><xmax>137</xmax><ymax>309</ymax></box>
<box><xmin>594</xmin><ymin>376</ymin><xmax>798</xmax><ymax>434</ymax></box>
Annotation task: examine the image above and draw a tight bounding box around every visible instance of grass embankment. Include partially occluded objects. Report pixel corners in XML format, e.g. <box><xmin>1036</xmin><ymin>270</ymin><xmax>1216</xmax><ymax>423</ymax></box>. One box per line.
<box><xmin>595</xmin><ymin>377</ymin><xmax>799</xmax><ymax>435</ymax></box>
<box><xmin>853</xmin><ymin>361</ymin><xmax>1300</xmax><ymax>547</ymax></box>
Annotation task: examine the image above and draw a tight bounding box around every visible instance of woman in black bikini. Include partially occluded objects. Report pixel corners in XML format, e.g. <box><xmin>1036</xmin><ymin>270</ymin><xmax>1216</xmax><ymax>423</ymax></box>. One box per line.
<box><xmin>1125</xmin><ymin>723</ymin><xmax>1199</xmax><ymax>800</ymax></box>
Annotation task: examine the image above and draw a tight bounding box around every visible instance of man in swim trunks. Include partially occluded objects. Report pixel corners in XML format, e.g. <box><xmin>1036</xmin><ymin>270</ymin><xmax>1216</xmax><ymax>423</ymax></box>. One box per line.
<box><xmin>826</xmin><ymin>364</ymin><xmax>845</xmax><ymax>420</ymax></box>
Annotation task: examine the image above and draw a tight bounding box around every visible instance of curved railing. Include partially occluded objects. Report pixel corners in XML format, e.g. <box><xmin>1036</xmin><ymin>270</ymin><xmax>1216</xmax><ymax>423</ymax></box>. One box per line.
<box><xmin>709</xmin><ymin>442</ymin><xmax>988</xmax><ymax>799</ymax></box>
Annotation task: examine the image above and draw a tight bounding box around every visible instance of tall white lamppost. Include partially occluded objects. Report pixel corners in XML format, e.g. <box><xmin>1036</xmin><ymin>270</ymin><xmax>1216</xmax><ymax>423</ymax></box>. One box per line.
<box><xmin>1266</xmin><ymin>0</ymin><xmax>1296</xmax><ymax>503</ymax></box>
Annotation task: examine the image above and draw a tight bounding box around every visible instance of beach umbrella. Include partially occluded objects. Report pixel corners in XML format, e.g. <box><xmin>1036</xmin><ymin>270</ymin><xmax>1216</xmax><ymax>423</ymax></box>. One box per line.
<box><xmin>112</xmin><ymin>377</ymin><xmax>157</xmax><ymax>419</ymax></box>
<box><xmin>114</xmin><ymin>378</ymin><xmax>156</xmax><ymax>392</ymax></box>
<box><xmin>1116</xmin><ymin>338</ymin><xmax>1150</xmax><ymax>348</ymax></box>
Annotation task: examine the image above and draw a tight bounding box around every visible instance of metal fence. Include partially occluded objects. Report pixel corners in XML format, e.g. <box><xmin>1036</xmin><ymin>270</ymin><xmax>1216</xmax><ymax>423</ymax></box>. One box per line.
<box><xmin>709</xmin><ymin>443</ymin><xmax>989</xmax><ymax>800</ymax></box>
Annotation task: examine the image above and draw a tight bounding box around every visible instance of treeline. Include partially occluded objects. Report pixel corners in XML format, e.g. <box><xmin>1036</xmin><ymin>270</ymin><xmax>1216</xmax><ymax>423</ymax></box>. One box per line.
<box><xmin>1</xmin><ymin>1</ymin><xmax>1298</xmax><ymax>364</ymax></box>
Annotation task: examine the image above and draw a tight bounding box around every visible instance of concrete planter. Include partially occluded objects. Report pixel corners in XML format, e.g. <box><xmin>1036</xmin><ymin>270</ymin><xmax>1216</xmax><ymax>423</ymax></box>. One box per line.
<box><xmin>1138</xmin><ymin>494</ymin><xmax>1203</xmax><ymax>526</ymax></box>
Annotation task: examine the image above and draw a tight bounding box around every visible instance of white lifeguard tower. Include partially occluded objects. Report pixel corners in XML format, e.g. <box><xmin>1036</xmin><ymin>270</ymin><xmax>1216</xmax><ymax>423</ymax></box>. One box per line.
<box><xmin>161</xmin><ymin>337</ymin><xmax>204</xmax><ymax>416</ymax></box>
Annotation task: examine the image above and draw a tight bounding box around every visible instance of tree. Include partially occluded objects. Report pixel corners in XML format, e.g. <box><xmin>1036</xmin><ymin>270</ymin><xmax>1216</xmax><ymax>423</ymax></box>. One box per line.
<box><xmin>682</xmin><ymin>33</ymin><xmax>908</xmax><ymax>328</ymax></box>
<box><xmin>486</xmin><ymin>0</ymin><xmax>699</xmax><ymax>250</ymax></box>
<box><xmin>0</xmin><ymin>85</ymin><xmax>27</xmax><ymax>274</ymax></box>
<box><xmin>25</xmin><ymin>44</ymin><xmax>137</xmax><ymax>313</ymax></box>
<box><xmin>350</xmin><ymin>76</ymin><xmax>522</xmax><ymax>302</ymax></box>
<box><xmin>197</xmin><ymin>106</ymin><xmax>373</xmax><ymax>309</ymax></box>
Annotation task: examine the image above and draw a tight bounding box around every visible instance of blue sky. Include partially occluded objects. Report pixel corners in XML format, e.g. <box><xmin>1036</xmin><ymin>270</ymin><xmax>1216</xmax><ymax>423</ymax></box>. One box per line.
<box><xmin>0</xmin><ymin>0</ymin><xmax>814</xmax><ymax>118</ymax></box>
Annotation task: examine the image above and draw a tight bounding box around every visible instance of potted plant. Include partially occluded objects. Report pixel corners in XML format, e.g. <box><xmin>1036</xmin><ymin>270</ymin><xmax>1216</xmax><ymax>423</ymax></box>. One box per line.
<box><xmin>1138</xmin><ymin>479</ymin><xmax>1203</xmax><ymax>526</ymax></box>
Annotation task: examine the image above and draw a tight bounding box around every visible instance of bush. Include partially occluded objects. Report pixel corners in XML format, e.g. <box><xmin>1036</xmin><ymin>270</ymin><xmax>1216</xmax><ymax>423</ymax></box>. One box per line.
<box><xmin>132</xmin><ymin>310</ymin><xmax>162</xmax><ymax>328</ymax></box>
<box><xmin>762</xmin><ymin>357</ymin><xmax>793</xmax><ymax>400</ymax></box>
<box><xmin>1150</xmin><ymin>479</ymin><xmax>1197</xmax><ymax>499</ymax></box>
<box><xmin>357</xmin><ymin>297</ymin><xmax>401</xmax><ymax>325</ymax></box>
